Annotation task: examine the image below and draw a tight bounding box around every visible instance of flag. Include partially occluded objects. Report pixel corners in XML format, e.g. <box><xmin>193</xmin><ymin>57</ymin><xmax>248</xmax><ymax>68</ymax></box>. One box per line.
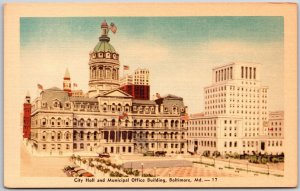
<box><xmin>119</xmin><ymin>112</ymin><xmax>128</xmax><ymax>120</ymax></box>
<box><xmin>37</xmin><ymin>84</ymin><xmax>43</xmax><ymax>90</ymax></box>
<box><xmin>269</xmin><ymin>128</ymin><xmax>273</xmax><ymax>131</ymax></box>
<box><xmin>110</xmin><ymin>22</ymin><xmax>117</xmax><ymax>34</ymax></box>
<box><xmin>123</xmin><ymin>65</ymin><xmax>129</xmax><ymax>70</ymax></box>
<box><xmin>73</xmin><ymin>83</ymin><xmax>78</xmax><ymax>87</ymax></box>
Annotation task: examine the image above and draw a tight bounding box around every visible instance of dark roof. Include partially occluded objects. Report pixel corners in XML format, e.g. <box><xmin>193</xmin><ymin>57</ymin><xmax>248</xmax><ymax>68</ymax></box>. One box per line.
<box><xmin>161</xmin><ymin>94</ymin><xmax>183</xmax><ymax>100</ymax></box>
<box><xmin>40</xmin><ymin>88</ymin><xmax>69</xmax><ymax>105</ymax></box>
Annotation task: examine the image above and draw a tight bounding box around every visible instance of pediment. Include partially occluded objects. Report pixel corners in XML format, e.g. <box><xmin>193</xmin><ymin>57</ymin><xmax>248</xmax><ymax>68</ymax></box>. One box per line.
<box><xmin>102</xmin><ymin>89</ymin><xmax>133</xmax><ymax>98</ymax></box>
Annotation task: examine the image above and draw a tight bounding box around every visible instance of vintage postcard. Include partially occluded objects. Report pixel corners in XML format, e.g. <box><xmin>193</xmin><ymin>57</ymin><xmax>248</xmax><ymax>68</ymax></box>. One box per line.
<box><xmin>4</xmin><ymin>2</ymin><xmax>298</xmax><ymax>188</ymax></box>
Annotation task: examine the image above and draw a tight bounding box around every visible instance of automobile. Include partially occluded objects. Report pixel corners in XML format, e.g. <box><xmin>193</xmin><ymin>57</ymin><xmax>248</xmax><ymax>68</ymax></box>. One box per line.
<box><xmin>143</xmin><ymin>151</ymin><xmax>154</xmax><ymax>156</ymax></box>
<box><xmin>98</xmin><ymin>152</ymin><xmax>110</xmax><ymax>158</ymax></box>
<box><xmin>74</xmin><ymin>170</ymin><xmax>88</xmax><ymax>177</ymax></box>
<box><xmin>155</xmin><ymin>151</ymin><xmax>167</xmax><ymax>157</ymax></box>
<box><xmin>81</xmin><ymin>172</ymin><xmax>94</xmax><ymax>177</ymax></box>
<box><xmin>63</xmin><ymin>165</ymin><xmax>79</xmax><ymax>172</ymax></box>
<box><xmin>68</xmin><ymin>168</ymin><xmax>85</xmax><ymax>177</ymax></box>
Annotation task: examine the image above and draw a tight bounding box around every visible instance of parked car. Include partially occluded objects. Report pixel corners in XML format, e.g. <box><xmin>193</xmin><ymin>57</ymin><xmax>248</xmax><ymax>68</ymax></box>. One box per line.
<box><xmin>68</xmin><ymin>168</ymin><xmax>84</xmax><ymax>177</ymax></box>
<box><xmin>74</xmin><ymin>170</ymin><xmax>88</xmax><ymax>177</ymax></box>
<box><xmin>155</xmin><ymin>151</ymin><xmax>167</xmax><ymax>157</ymax></box>
<box><xmin>81</xmin><ymin>172</ymin><xmax>94</xmax><ymax>177</ymax></box>
<box><xmin>143</xmin><ymin>151</ymin><xmax>154</xmax><ymax>156</ymax></box>
<box><xmin>98</xmin><ymin>152</ymin><xmax>110</xmax><ymax>158</ymax></box>
<box><xmin>63</xmin><ymin>165</ymin><xmax>79</xmax><ymax>172</ymax></box>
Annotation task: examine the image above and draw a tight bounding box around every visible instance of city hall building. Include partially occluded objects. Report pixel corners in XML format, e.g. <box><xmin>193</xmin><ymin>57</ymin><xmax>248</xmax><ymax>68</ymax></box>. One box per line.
<box><xmin>23</xmin><ymin>21</ymin><xmax>189</xmax><ymax>155</ymax></box>
<box><xmin>188</xmin><ymin>62</ymin><xmax>284</xmax><ymax>156</ymax></box>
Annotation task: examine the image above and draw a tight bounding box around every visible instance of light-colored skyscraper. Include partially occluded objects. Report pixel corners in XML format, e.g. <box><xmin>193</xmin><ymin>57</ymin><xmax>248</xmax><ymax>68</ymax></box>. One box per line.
<box><xmin>188</xmin><ymin>62</ymin><xmax>282</xmax><ymax>156</ymax></box>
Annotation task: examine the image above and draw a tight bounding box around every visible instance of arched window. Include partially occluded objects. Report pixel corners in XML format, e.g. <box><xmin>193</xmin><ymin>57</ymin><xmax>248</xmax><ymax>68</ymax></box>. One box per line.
<box><xmin>111</xmin><ymin>103</ymin><xmax>116</xmax><ymax>112</ymax></box>
<box><xmin>73</xmin><ymin>118</ymin><xmax>77</xmax><ymax>126</ymax></box>
<box><xmin>86</xmin><ymin>119</ymin><xmax>91</xmax><ymax>127</ymax></box>
<box><xmin>164</xmin><ymin>120</ymin><xmax>168</xmax><ymax>127</ymax></box>
<box><xmin>51</xmin><ymin>131</ymin><xmax>56</xmax><ymax>140</ymax></box>
<box><xmin>103</xmin><ymin>103</ymin><xmax>107</xmax><ymax>112</ymax></box>
<box><xmin>151</xmin><ymin>120</ymin><xmax>155</xmax><ymax>127</ymax></box>
<box><xmin>65</xmin><ymin>132</ymin><xmax>70</xmax><ymax>140</ymax></box>
<box><xmin>80</xmin><ymin>119</ymin><xmax>84</xmax><ymax>127</ymax></box>
<box><xmin>94</xmin><ymin>132</ymin><xmax>97</xmax><ymax>140</ymax></box>
<box><xmin>57</xmin><ymin>118</ymin><xmax>62</xmax><ymax>126</ymax></box>
<box><xmin>117</xmin><ymin>103</ymin><xmax>122</xmax><ymax>112</ymax></box>
<box><xmin>57</xmin><ymin>131</ymin><xmax>62</xmax><ymax>140</ymax></box>
<box><xmin>111</xmin><ymin>119</ymin><xmax>116</xmax><ymax>126</ymax></box>
<box><xmin>103</xmin><ymin>119</ymin><xmax>107</xmax><ymax>127</ymax></box>
<box><xmin>140</xmin><ymin>120</ymin><xmax>143</xmax><ymax>127</ymax></box>
<box><xmin>94</xmin><ymin>119</ymin><xmax>97</xmax><ymax>127</ymax></box>
<box><xmin>42</xmin><ymin>131</ymin><xmax>47</xmax><ymax>140</ymax></box>
<box><xmin>42</xmin><ymin>118</ymin><xmax>46</xmax><ymax>126</ymax></box>
<box><xmin>51</xmin><ymin>117</ymin><xmax>55</xmax><ymax>126</ymax></box>
<box><xmin>80</xmin><ymin>131</ymin><xmax>84</xmax><ymax>140</ymax></box>
<box><xmin>171</xmin><ymin>120</ymin><xmax>174</xmax><ymax>128</ymax></box>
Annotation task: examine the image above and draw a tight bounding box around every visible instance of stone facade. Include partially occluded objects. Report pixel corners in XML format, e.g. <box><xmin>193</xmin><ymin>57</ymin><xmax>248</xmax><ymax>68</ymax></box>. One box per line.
<box><xmin>27</xmin><ymin>21</ymin><xmax>188</xmax><ymax>156</ymax></box>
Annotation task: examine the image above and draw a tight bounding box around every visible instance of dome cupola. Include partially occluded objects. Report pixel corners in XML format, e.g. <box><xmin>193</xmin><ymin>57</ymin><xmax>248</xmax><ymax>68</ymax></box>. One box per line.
<box><xmin>88</xmin><ymin>21</ymin><xmax>120</xmax><ymax>97</ymax></box>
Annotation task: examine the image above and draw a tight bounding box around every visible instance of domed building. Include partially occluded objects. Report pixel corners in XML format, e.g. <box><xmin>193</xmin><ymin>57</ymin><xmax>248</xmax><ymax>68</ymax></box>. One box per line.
<box><xmin>24</xmin><ymin>21</ymin><xmax>189</xmax><ymax>156</ymax></box>
<box><xmin>88</xmin><ymin>20</ymin><xmax>121</xmax><ymax>97</ymax></box>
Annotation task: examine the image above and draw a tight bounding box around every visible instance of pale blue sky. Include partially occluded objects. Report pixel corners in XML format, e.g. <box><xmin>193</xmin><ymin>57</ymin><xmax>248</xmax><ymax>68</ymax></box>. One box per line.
<box><xmin>20</xmin><ymin>17</ymin><xmax>284</xmax><ymax>113</ymax></box>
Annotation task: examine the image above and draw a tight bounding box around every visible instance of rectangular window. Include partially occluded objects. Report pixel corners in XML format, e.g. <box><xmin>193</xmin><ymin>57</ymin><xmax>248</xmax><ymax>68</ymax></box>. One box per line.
<box><xmin>241</xmin><ymin>67</ymin><xmax>244</xmax><ymax>78</ymax></box>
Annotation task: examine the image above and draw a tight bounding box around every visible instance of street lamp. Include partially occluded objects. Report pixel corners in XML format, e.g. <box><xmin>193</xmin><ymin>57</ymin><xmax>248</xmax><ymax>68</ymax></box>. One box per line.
<box><xmin>154</xmin><ymin>167</ymin><xmax>157</xmax><ymax>177</ymax></box>
<box><xmin>213</xmin><ymin>157</ymin><xmax>216</xmax><ymax>167</ymax></box>
<box><xmin>141</xmin><ymin>163</ymin><xmax>144</xmax><ymax>177</ymax></box>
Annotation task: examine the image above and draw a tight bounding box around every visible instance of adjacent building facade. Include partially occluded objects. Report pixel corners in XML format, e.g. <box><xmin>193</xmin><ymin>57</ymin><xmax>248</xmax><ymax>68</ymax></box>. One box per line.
<box><xmin>119</xmin><ymin>68</ymin><xmax>150</xmax><ymax>100</ymax></box>
<box><xmin>188</xmin><ymin>62</ymin><xmax>284</xmax><ymax>155</ymax></box>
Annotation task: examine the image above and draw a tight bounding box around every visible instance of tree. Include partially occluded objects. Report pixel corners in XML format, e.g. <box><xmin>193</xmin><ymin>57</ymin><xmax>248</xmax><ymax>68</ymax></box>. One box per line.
<box><xmin>233</xmin><ymin>152</ymin><xmax>240</xmax><ymax>159</ymax></box>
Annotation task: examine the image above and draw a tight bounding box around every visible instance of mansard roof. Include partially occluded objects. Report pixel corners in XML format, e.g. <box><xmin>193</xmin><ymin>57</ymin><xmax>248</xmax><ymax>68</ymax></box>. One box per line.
<box><xmin>40</xmin><ymin>87</ymin><xmax>69</xmax><ymax>105</ymax></box>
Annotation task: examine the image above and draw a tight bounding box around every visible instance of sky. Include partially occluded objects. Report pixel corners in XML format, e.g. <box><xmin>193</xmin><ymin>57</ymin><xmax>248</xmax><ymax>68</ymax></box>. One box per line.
<box><xmin>20</xmin><ymin>17</ymin><xmax>284</xmax><ymax>114</ymax></box>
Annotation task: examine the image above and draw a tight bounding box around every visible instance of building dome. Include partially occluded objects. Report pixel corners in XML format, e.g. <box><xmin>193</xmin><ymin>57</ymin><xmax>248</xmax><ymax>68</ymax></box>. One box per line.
<box><xmin>93</xmin><ymin>41</ymin><xmax>116</xmax><ymax>53</ymax></box>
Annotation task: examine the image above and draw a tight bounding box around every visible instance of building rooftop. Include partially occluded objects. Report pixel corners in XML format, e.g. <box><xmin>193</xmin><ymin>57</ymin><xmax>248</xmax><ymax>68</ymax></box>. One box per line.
<box><xmin>132</xmin><ymin>99</ymin><xmax>156</xmax><ymax>105</ymax></box>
